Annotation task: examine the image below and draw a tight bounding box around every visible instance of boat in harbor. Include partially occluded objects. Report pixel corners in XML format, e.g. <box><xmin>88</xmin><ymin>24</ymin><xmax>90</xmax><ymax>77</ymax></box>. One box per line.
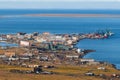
<box><xmin>96</xmin><ymin>29</ymin><xmax>114</xmax><ymax>38</ymax></box>
<box><xmin>105</xmin><ymin>29</ymin><xmax>114</xmax><ymax>36</ymax></box>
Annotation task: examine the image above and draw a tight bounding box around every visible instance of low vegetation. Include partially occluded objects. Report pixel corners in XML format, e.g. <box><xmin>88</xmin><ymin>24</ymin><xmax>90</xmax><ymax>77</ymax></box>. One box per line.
<box><xmin>0</xmin><ymin>64</ymin><xmax>120</xmax><ymax>80</ymax></box>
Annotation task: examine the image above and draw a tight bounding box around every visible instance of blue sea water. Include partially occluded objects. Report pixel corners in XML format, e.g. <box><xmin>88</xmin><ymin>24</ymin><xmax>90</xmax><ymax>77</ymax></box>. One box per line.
<box><xmin>0</xmin><ymin>42</ymin><xmax>18</xmax><ymax>47</ymax></box>
<box><xmin>0</xmin><ymin>9</ymin><xmax>120</xmax><ymax>69</ymax></box>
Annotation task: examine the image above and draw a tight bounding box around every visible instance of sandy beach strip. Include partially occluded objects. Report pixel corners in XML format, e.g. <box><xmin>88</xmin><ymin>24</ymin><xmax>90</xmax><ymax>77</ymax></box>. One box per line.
<box><xmin>23</xmin><ymin>14</ymin><xmax>120</xmax><ymax>17</ymax></box>
<box><xmin>0</xmin><ymin>14</ymin><xmax>120</xmax><ymax>18</ymax></box>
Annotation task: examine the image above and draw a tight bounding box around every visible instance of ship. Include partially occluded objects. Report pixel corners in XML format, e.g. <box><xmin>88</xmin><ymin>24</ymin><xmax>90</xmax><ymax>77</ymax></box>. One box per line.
<box><xmin>96</xmin><ymin>29</ymin><xmax>114</xmax><ymax>38</ymax></box>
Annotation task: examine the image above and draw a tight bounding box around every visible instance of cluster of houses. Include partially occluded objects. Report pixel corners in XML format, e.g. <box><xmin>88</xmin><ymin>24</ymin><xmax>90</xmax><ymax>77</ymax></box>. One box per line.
<box><xmin>3</xmin><ymin>32</ymin><xmax>79</xmax><ymax>48</ymax></box>
<box><xmin>0</xmin><ymin>49</ymin><xmax>101</xmax><ymax>68</ymax></box>
<box><xmin>0</xmin><ymin>30</ymin><xmax>114</xmax><ymax>51</ymax></box>
<box><xmin>0</xmin><ymin>31</ymin><xmax>113</xmax><ymax>68</ymax></box>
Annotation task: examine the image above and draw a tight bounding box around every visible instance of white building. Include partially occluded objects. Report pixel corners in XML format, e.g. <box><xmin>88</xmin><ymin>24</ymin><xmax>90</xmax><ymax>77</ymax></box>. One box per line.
<box><xmin>80</xmin><ymin>59</ymin><xmax>95</xmax><ymax>62</ymax></box>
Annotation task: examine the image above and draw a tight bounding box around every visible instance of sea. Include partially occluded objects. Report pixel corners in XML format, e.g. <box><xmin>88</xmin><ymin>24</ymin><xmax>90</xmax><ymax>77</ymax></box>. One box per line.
<box><xmin>0</xmin><ymin>9</ymin><xmax>120</xmax><ymax>69</ymax></box>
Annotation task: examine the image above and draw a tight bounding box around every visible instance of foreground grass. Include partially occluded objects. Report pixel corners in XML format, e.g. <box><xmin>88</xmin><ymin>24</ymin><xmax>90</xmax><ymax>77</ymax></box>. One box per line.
<box><xmin>0</xmin><ymin>64</ymin><xmax>120</xmax><ymax>80</ymax></box>
<box><xmin>0</xmin><ymin>72</ymin><xmax>100</xmax><ymax>80</ymax></box>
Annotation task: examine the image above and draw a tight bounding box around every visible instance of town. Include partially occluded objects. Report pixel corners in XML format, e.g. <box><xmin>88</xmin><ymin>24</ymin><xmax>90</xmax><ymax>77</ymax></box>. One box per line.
<box><xmin>0</xmin><ymin>30</ymin><xmax>119</xmax><ymax>80</ymax></box>
<box><xmin>0</xmin><ymin>30</ymin><xmax>113</xmax><ymax>65</ymax></box>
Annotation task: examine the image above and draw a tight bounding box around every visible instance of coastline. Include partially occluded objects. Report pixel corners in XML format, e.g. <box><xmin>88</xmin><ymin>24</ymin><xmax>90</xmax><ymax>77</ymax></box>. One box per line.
<box><xmin>0</xmin><ymin>31</ymin><xmax>117</xmax><ymax>69</ymax></box>
<box><xmin>0</xmin><ymin>32</ymin><xmax>120</xmax><ymax>80</ymax></box>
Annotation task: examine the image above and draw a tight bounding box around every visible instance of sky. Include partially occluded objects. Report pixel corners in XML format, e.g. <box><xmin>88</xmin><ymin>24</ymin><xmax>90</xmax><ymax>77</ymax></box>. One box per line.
<box><xmin>0</xmin><ymin>0</ymin><xmax>120</xmax><ymax>9</ymax></box>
